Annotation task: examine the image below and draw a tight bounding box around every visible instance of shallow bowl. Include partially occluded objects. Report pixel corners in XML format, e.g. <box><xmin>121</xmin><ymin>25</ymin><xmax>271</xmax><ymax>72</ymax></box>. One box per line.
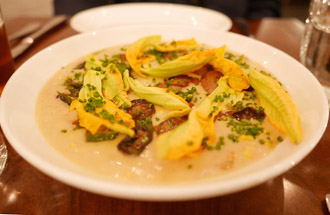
<box><xmin>0</xmin><ymin>25</ymin><xmax>328</xmax><ymax>201</ymax></box>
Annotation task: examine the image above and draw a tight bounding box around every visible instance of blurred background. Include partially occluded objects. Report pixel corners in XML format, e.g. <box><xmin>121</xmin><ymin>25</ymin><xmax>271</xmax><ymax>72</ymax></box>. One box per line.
<box><xmin>0</xmin><ymin>0</ymin><xmax>310</xmax><ymax>21</ymax></box>
<box><xmin>282</xmin><ymin>0</ymin><xmax>310</xmax><ymax>20</ymax></box>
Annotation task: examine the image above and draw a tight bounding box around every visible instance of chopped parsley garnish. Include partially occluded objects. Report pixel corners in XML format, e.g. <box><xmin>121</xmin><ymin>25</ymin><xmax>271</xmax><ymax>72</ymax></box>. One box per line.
<box><xmin>74</xmin><ymin>72</ymin><xmax>82</xmax><ymax>80</ymax></box>
<box><xmin>99</xmin><ymin>109</ymin><xmax>128</xmax><ymax>126</ymax></box>
<box><xmin>137</xmin><ymin>116</ymin><xmax>152</xmax><ymax>125</ymax></box>
<box><xmin>224</xmin><ymin>52</ymin><xmax>235</xmax><ymax>60</ymax></box>
<box><xmin>224</xmin><ymin>53</ymin><xmax>250</xmax><ymax>69</ymax></box>
<box><xmin>232</xmin><ymin>101</ymin><xmax>244</xmax><ymax>111</ymax></box>
<box><xmin>214</xmin><ymin>92</ymin><xmax>231</xmax><ymax>103</ymax></box>
<box><xmin>208</xmin><ymin>105</ymin><xmax>219</xmax><ymax>117</ymax></box>
<box><xmin>106</xmin><ymin>53</ymin><xmax>131</xmax><ymax>74</ymax></box>
<box><xmin>203</xmin><ymin>136</ymin><xmax>225</xmax><ymax>151</ymax></box>
<box><xmin>144</xmin><ymin>48</ymin><xmax>187</xmax><ymax>65</ymax></box>
<box><xmin>136</xmin><ymin>116</ymin><xmax>153</xmax><ymax>131</ymax></box>
<box><xmin>176</xmin><ymin>87</ymin><xmax>197</xmax><ymax>102</ymax></box>
<box><xmin>277</xmin><ymin>136</ymin><xmax>283</xmax><ymax>142</ymax></box>
<box><xmin>86</xmin><ymin>131</ymin><xmax>119</xmax><ymax>142</ymax></box>
<box><xmin>84</xmin><ymin>97</ymin><xmax>104</xmax><ymax>113</ymax></box>
<box><xmin>227</xmin><ymin>119</ymin><xmax>264</xmax><ymax>138</ymax></box>
<box><xmin>228</xmin><ymin>134</ymin><xmax>239</xmax><ymax>143</ymax></box>
<box><xmin>144</xmin><ymin>49</ymin><xmax>166</xmax><ymax>64</ymax></box>
<box><xmin>260</xmin><ymin>70</ymin><xmax>272</xmax><ymax>77</ymax></box>
<box><xmin>234</xmin><ymin>55</ymin><xmax>250</xmax><ymax>69</ymax></box>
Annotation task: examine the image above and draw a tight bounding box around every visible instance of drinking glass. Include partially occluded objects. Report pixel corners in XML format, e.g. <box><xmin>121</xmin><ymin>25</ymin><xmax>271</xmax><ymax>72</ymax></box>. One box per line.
<box><xmin>0</xmin><ymin>6</ymin><xmax>15</xmax><ymax>82</ymax></box>
<box><xmin>0</xmin><ymin>132</ymin><xmax>7</xmax><ymax>175</ymax></box>
<box><xmin>300</xmin><ymin>0</ymin><xmax>330</xmax><ymax>100</ymax></box>
<box><xmin>0</xmin><ymin>6</ymin><xmax>11</xmax><ymax>175</ymax></box>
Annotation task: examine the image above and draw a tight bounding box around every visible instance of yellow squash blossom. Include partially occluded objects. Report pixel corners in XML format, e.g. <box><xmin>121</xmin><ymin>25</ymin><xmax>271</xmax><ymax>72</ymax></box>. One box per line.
<box><xmin>71</xmin><ymin>68</ymin><xmax>135</xmax><ymax>137</ymax></box>
<box><xmin>85</xmin><ymin>55</ymin><xmax>131</xmax><ymax>108</ymax></box>
<box><xmin>69</xmin><ymin>100</ymin><xmax>135</xmax><ymax>137</ymax></box>
<box><xmin>209</xmin><ymin>46</ymin><xmax>250</xmax><ymax>91</ymax></box>
<box><xmin>154</xmin><ymin>38</ymin><xmax>199</xmax><ymax>52</ymax></box>
<box><xmin>123</xmin><ymin>70</ymin><xmax>191</xmax><ymax>118</ymax></box>
<box><xmin>126</xmin><ymin>35</ymin><xmax>161</xmax><ymax>76</ymax></box>
<box><xmin>141</xmin><ymin>50</ymin><xmax>214</xmax><ymax>78</ymax></box>
<box><xmin>156</xmin><ymin>76</ymin><xmax>244</xmax><ymax>160</ymax></box>
<box><xmin>248</xmin><ymin>70</ymin><xmax>302</xmax><ymax>144</ymax></box>
<box><xmin>103</xmin><ymin>63</ymin><xmax>131</xmax><ymax>108</ymax></box>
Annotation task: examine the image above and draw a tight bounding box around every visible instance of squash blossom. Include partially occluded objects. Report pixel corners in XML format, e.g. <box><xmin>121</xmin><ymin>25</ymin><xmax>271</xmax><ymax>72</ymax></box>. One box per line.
<box><xmin>70</xmin><ymin>100</ymin><xmax>135</xmax><ymax>137</ymax></box>
<box><xmin>248</xmin><ymin>70</ymin><xmax>302</xmax><ymax>144</ymax></box>
<box><xmin>123</xmin><ymin>70</ymin><xmax>191</xmax><ymax>119</ymax></box>
<box><xmin>156</xmin><ymin>76</ymin><xmax>244</xmax><ymax>160</ymax></box>
<box><xmin>209</xmin><ymin>46</ymin><xmax>250</xmax><ymax>92</ymax></box>
<box><xmin>154</xmin><ymin>38</ymin><xmax>199</xmax><ymax>52</ymax></box>
<box><xmin>103</xmin><ymin>63</ymin><xmax>131</xmax><ymax>108</ymax></box>
<box><xmin>141</xmin><ymin>50</ymin><xmax>214</xmax><ymax>78</ymax></box>
<box><xmin>70</xmin><ymin>69</ymin><xmax>135</xmax><ymax>137</ymax></box>
<box><xmin>85</xmin><ymin>55</ymin><xmax>131</xmax><ymax>108</ymax></box>
<box><xmin>126</xmin><ymin>35</ymin><xmax>161</xmax><ymax>77</ymax></box>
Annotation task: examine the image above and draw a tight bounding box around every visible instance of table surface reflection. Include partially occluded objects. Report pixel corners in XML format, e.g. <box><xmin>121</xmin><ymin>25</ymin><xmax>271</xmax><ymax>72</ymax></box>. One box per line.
<box><xmin>0</xmin><ymin>17</ymin><xmax>329</xmax><ymax>215</ymax></box>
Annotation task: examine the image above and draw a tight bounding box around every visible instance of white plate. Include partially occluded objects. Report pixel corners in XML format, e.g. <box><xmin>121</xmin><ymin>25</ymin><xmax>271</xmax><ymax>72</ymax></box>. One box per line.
<box><xmin>70</xmin><ymin>3</ymin><xmax>232</xmax><ymax>33</ymax></box>
<box><xmin>0</xmin><ymin>25</ymin><xmax>328</xmax><ymax>201</ymax></box>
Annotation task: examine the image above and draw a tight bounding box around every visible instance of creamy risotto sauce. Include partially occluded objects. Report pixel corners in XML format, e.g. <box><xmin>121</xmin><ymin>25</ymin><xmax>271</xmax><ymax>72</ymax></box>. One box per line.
<box><xmin>35</xmin><ymin>44</ymin><xmax>282</xmax><ymax>184</ymax></box>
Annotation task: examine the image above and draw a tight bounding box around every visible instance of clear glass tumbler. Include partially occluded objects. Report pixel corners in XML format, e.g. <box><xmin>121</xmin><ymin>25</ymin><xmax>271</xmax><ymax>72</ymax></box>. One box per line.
<box><xmin>300</xmin><ymin>0</ymin><xmax>330</xmax><ymax>100</ymax></box>
<box><xmin>0</xmin><ymin>6</ymin><xmax>11</xmax><ymax>175</ymax></box>
<box><xmin>0</xmin><ymin>132</ymin><xmax>7</xmax><ymax>175</ymax></box>
<box><xmin>0</xmin><ymin>6</ymin><xmax>15</xmax><ymax>82</ymax></box>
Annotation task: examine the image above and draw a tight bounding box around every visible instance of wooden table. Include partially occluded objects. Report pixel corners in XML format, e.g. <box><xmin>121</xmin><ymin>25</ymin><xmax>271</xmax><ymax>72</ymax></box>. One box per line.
<box><xmin>0</xmin><ymin>17</ymin><xmax>329</xmax><ymax>215</ymax></box>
